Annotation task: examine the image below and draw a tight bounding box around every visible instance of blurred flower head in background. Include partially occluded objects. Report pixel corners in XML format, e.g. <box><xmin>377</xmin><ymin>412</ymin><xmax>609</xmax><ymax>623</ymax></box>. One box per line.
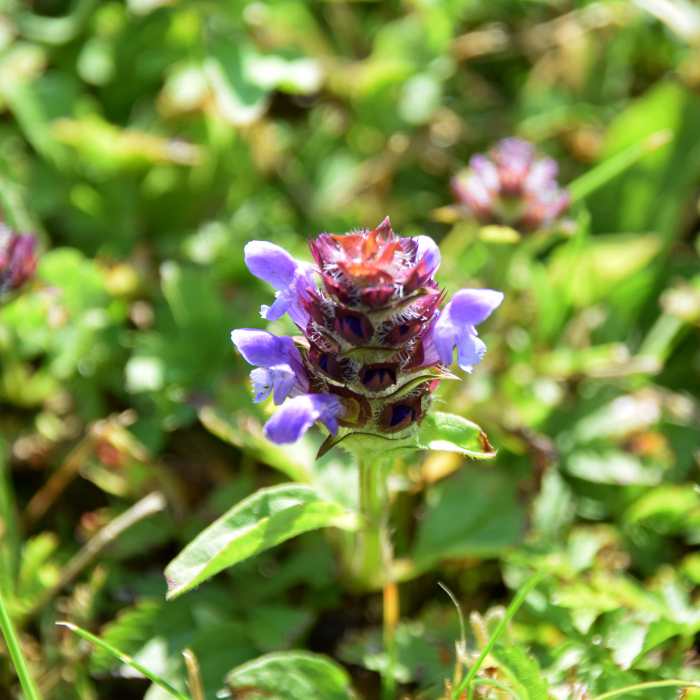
<box><xmin>452</xmin><ymin>138</ymin><xmax>570</xmax><ymax>232</ymax></box>
<box><xmin>232</xmin><ymin>219</ymin><xmax>502</xmax><ymax>448</ymax></box>
<box><xmin>0</xmin><ymin>224</ymin><xmax>37</xmax><ymax>296</ymax></box>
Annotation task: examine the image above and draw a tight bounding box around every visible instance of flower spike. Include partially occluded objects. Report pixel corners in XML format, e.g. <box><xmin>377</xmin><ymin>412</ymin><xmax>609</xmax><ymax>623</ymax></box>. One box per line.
<box><xmin>452</xmin><ymin>138</ymin><xmax>569</xmax><ymax>232</ymax></box>
<box><xmin>232</xmin><ymin>219</ymin><xmax>503</xmax><ymax>446</ymax></box>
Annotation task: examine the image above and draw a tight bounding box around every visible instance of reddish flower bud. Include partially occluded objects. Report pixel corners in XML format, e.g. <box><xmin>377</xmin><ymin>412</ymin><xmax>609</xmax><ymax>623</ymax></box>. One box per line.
<box><xmin>0</xmin><ymin>225</ymin><xmax>37</xmax><ymax>295</ymax></box>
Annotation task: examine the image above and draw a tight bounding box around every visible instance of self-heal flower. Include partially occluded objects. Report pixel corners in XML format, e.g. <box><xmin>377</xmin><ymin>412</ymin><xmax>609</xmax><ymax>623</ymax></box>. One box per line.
<box><xmin>244</xmin><ymin>241</ymin><xmax>315</xmax><ymax>327</ymax></box>
<box><xmin>452</xmin><ymin>138</ymin><xmax>569</xmax><ymax>232</ymax></box>
<box><xmin>0</xmin><ymin>225</ymin><xmax>37</xmax><ymax>295</ymax></box>
<box><xmin>425</xmin><ymin>289</ymin><xmax>504</xmax><ymax>373</ymax></box>
<box><xmin>231</xmin><ymin>329</ymin><xmax>309</xmax><ymax>404</ymax></box>
<box><xmin>263</xmin><ymin>394</ymin><xmax>344</xmax><ymax>444</ymax></box>
<box><xmin>232</xmin><ymin>219</ymin><xmax>503</xmax><ymax>451</ymax></box>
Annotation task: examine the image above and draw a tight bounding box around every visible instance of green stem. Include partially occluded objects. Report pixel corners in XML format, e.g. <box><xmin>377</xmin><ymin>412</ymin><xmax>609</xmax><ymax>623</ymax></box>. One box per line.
<box><xmin>353</xmin><ymin>458</ymin><xmax>397</xmax><ymax>699</ymax></box>
<box><xmin>453</xmin><ymin>567</ymin><xmax>549</xmax><ymax>700</ymax></box>
<box><xmin>0</xmin><ymin>585</ymin><xmax>42</xmax><ymax>700</ymax></box>
<box><xmin>591</xmin><ymin>679</ymin><xmax>700</xmax><ymax>700</ymax></box>
<box><xmin>568</xmin><ymin>129</ymin><xmax>673</xmax><ymax>203</ymax></box>
<box><xmin>352</xmin><ymin>459</ymin><xmax>389</xmax><ymax>590</ymax></box>
<box><xmin>382</xmin><ymin>582</ymin><xmax>398</xmax><ymax>700</ymax></box>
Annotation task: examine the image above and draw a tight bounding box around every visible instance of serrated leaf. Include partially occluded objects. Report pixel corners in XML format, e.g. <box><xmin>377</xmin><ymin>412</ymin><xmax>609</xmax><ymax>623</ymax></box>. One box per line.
<box><xmin>490</xmin><ymin>642</ymin><xmax>548</xmax><ymax>700</ymax></box>
<box><xmin>165</xmin><ymin>484</ymin><xmax>358</xmax><ymax>599</ymax></box>
<box><xmin>225</xmin><ymin>651</ymin><xmax>355</xmax><ymax>700</ymax></box>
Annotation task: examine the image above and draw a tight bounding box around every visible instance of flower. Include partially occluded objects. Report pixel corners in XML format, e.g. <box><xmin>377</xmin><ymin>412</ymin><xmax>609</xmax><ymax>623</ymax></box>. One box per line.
<box><xmin>452</xmin><ymin>138</ymin><xmax>569</xmax><ymax>232</ymax></box>
<box><xmin>0</xmin><ymin>225</ymin><xmax>37</xmax><ymax>295</ymax></box>
<box><xmin>232</xmin><ymin>218</ymin><xmax>502</xmax><ymax>449</ymax></box>
<box><xmin>244</xmin><ymin>241</ymin><xmax>315</xmax><ymax>327</ymax></box>
<box><xmin>231</xmin><ymin>329</ymin><xmax>309</xmax><ymax>404</ymax></box>
<box><xmin>263</xmin><ymin>394</ymin><xmax>345</xmax><ymax>444</ymax></box>
<box><xmin>424</xmin><ymin>288</ymin><xmax>504</xmax><ymax>373</ymax></box>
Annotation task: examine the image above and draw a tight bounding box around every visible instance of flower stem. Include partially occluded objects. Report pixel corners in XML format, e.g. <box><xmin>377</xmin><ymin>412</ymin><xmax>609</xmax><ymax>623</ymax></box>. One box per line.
<box><xmin>0</xmin><ymin>585</ymin><xmax>42</xmax><ymax>700</ymax></box>
<box><xmin>382</xmin><ymin>581</ymin><xmax>399</xmax><ymax>700</ymax></box>
<box><xmin>352</xmin><ymin>458</ymin><xmax>389</xmax><ymax>590</ymax></box>
<box><xmin>354</xmin><ymin>457</ymin><xmax>398</xmax><ymax>699</ymax></box>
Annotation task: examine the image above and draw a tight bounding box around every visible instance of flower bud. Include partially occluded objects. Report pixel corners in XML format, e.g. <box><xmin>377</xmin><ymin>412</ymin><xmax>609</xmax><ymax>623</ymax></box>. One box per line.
<box><xmin>0</xmin><ymin>225</ymin><xmax>37</xmax><ymax>295</ymax></box>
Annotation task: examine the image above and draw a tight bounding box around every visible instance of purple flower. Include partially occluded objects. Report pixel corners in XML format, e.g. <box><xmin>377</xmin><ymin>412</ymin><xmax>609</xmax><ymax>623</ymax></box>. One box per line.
<box><xmin>231</xmin><ymin>329</ymin><xmax>309</xmax><ymax>404</ymax></box>
<box><xmin>233</xmin><ymin>220</ymin><xmax>502</xmax><ymax>449</ymax></box>
<box><xmin>244</xmin><ymin>241</ymin><xmax>315</xmax><ymax>327</ymax></box>
<box><xmin>425</xmin><ymin>288</ymin><xmax>504</xmax><ymax>373</ymax></box>
<box><xmin>452</xmin><ymin>138</ymin><xmax>569</xmax><ymax>232</ymax></box>
<box><xmin>263</xmin><ymin>393</ymin><xmax>345</xmax><ymax>444</ymax></box>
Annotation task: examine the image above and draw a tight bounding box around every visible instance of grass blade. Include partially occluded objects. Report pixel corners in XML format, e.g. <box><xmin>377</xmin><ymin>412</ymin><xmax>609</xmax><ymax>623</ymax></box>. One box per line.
<box><xmin>56</xmin><ymin>622</ymin><xmax>190</xmax><ymax>700</ymax></box>
<box><xmin>591</xmin><ymin>679</ymin><xmax>700</xmax><ymax>700</ymax></box>
<box><xmin>453</xmin><ymin>567</ymin><xmax>549</xmax><ymax>699</ymax></box>
<box><xmin>0</xmin><ymin>585</ymin><xmax>42</xmax><ymax>700</ymax></box>
<box><xmin>568</xmin><ymin>129</ymin><xmax>673</xmax><ymax>203</ymax></box>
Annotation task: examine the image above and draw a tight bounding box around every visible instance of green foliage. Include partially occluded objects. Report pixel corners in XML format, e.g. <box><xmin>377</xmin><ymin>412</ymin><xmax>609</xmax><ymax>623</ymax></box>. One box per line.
<box><xmin>1</xmin><ymin>0</ymin><xmax>700</xmax><ymax>698</ymax></box>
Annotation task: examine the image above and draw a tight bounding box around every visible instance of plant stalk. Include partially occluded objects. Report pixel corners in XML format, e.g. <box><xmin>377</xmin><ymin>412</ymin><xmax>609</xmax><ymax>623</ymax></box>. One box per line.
<box><xmin>354</xmin><ymin>458</ymin><xmax>398</xmax><ymax>699</ymax></box>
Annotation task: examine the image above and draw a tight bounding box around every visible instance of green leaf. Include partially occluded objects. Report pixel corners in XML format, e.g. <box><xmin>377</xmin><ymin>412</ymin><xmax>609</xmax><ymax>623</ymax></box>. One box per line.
<box><xmin>204</xmin><ymin>41</ymin><xmax>270</xmax><ymax>127</ymax></box>
<box><xmin>327</xmin><ymin>412</ymin><xmax>496</xmax><ymax>463</ymax></box>
<box><xmin>165</xmin><ymin>484</ymin><xmax>359</xmax><ymax>599</ymax></box>
<box><xmin>410</xmin><ymin>467</ymin><xmax>523</xmax><ymax>574</ymax></box>
<box><xmin>225</xmin><ymin>651</ymin><xmax>356</xmax><ymax>700</ymax></box>
<box><xmin>416</xmin><ymin>412</ymin><xmax>497</xmax><ymax>458</ymax></box>
<box><xmin>490</xmin><ymin>643</ymin><xmax>548</xmax><ymax>700</ymax></box>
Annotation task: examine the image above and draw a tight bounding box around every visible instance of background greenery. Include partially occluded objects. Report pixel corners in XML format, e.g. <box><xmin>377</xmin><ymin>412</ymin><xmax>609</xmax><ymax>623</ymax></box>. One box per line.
<box><xmin>1</xmin><ymin>0</ymin><xmax>700</xmax><ymax>698</ymax></box>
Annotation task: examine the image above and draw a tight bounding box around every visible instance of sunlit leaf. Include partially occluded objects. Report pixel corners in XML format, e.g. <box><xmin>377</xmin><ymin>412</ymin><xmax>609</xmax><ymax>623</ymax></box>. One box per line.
<box><xmin>165</xmin><ymin>484</ymin><xmax>359</xmax><ymax>599</ymax></box>
<box><xmin>225</xmin><ymin>651</ymin><xmax>355</xmax><ymax>700</ymax></box>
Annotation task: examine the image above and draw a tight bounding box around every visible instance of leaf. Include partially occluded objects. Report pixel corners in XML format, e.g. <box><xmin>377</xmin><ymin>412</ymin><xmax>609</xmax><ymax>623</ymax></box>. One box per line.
<box><xmin>490</xmin><ymin>643</ymin><xmax>548</xmax><ymax>700</ymax></box>
<box><xmin>326</xmin><ymin>412</ymin><xmax>496</xmax><ymax>463</ymax></box>
<box><xmin>204</xmin><ymin>41</ymin><xmax>270</xmax><ymax>127</ymax></box>
<box><xmin>409</xmin><ymin>467</ymin><xmax>524</xmax><ymax>574</ymax></box>
<box><xmin>246</xmin><ymin>604</ymin><xmax>314</xmax><ymax>652</ymax></box>
<box><xmin>165</xmin><ymin>484</ymin><xmax>359</xmax><ymax>599</ymax></box>
<box><xmin>416</xmin><ymin>412</ymin><xmax>497</xmax><ymax>458</ymax></box>
<box><xmin>225</xmin><ymin>651</ymin><xmax>355</xmax><ymax>700</ymax></box>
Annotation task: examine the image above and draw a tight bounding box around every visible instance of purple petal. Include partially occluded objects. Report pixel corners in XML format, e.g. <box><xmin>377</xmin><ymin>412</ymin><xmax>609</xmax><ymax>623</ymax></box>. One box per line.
<box><xmin>231</xmin><ymin>329</ymin><xmax>301</xmax><ymax>371</ymax></box>
<box><xmin>244</xmin><ymin>241</ymin><xmax>299</xmax><ymax>291</ymax></box>
<box><xmin>469</xmin><ymin>154</ymin><xmax>500</xmax><ymax>191</ymax></box>
<box><xmin>456</xmin><ymin>333</ymin><xmax>487</xmax><ymax>373</ymax></box>
<box><xmin>263</xmin><ymin>394</ymin><xmax>345</xmax><ymax>444</ymax></box>
<box><xmin>232</xmin><ymin>329</ymin><xmax>309</xmax><ymax>403</ymax></box>
<box><xmin>430</xmin><ymin>312</ymin><xmax>459</xmax><ymax>367</ymax></box>
<box><xmin>526</xmin><ymin>158</ymin><xmax>558</xmax><ymax>193</ymax></box>
<box><xmin>447</xmin><ymin>288</ymin><xmax>504</xmax><ymax>327</ymax></box>
<box><xmin>414</xmin><ymin>235</ymin><xmax>441</xmax><ymax>273</ymax></box>
<box><xmin>429</xmin><ymin>288</ymin><xmax>503</xmax><ymax>370</ymax></box>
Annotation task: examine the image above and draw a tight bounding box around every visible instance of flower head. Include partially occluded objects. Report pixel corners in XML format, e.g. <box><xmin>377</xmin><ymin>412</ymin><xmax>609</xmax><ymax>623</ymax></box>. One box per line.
<box><xmin>452</xmin><ymin>138</ymin><xmax>569</xmax><ymax>232</ymax></box>
<box><xmin>0</xmin><ymin>225</ymin><xmax>37</xmax><ymax>295</ymax></box>
<box><xmin>232</xmin><ymin>218</ymin><xmax>502</xmax><ymax>450</ymax></box>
